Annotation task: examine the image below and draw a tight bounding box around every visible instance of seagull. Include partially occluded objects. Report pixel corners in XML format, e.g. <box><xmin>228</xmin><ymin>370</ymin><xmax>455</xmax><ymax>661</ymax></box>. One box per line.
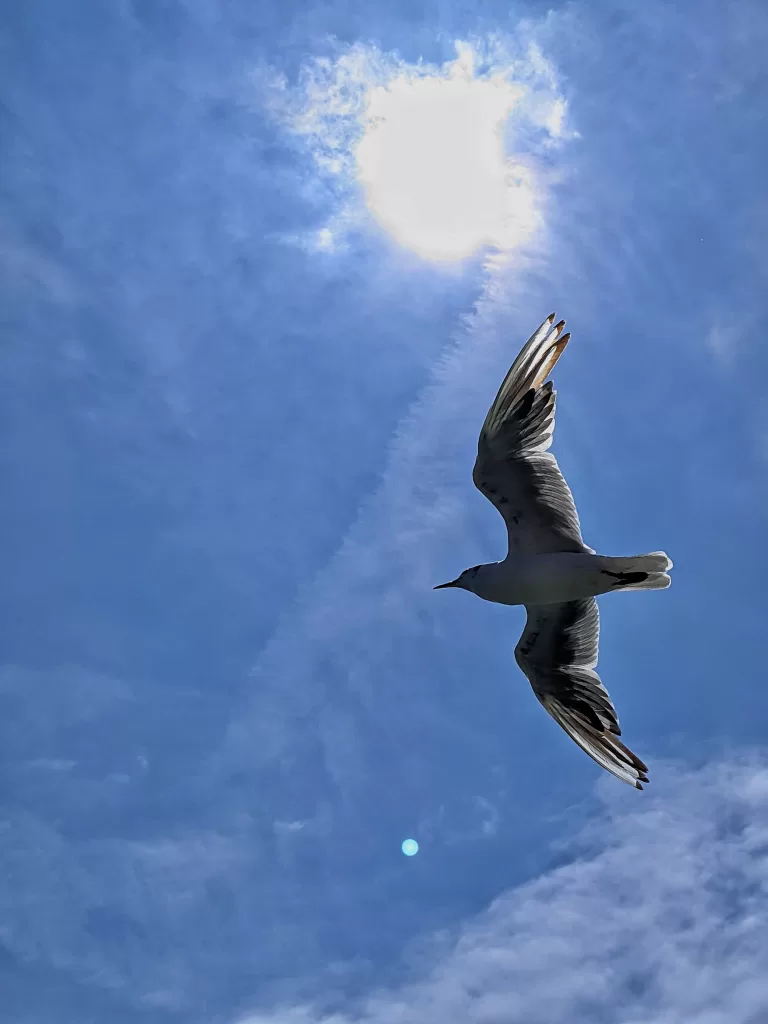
<box><xmin>434</xmin><ymin>314</ymin><xmax>672</xmax><ymax>789</ymax></box>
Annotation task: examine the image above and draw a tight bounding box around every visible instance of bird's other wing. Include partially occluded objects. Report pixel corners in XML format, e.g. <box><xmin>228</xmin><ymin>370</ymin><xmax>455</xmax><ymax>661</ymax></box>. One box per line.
<box><xmin>514</xmin><ymin>599</ymin><xmax>649</xmax><ymax>789</ymax></box>
<box><xmin>473</xmin><ymin>314</ymin><xmax>592</xmax><ymax>555</ymax></box>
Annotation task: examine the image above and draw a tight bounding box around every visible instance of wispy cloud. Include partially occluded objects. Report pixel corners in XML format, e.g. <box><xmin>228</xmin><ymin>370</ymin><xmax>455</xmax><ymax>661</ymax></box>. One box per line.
<box><xmin>210</xmin><ymin>254</ymin><xmax>556</xmax><ymax>784</ymax></box>
<box><xmin>237</xmin><ymin>757</ymin><xmax>768</xmax><ymax>1024</ymax></box>
<box><xmin>706</xmin><ymin>320</ymin><xmax>748</xmax><ymax>366</ymax></box>
<box><xmin>0</xmin><ymin>223</ymin><xmax>78</xmax><ymax>306</ymax></box>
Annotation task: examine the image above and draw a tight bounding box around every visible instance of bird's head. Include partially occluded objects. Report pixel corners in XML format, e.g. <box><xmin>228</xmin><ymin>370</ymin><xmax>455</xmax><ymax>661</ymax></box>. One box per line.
<box><xmin>433</xmin><ymin>564</ymin><xmax>483</xmax><ymax>593</ymax></box>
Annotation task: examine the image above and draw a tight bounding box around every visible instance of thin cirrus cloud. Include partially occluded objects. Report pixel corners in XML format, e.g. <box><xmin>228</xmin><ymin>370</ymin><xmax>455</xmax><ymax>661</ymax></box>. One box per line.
<box><xmin>237</xmin><ymin>757</ymin><xmax>768</xmax><ymax>1024</ymax></box>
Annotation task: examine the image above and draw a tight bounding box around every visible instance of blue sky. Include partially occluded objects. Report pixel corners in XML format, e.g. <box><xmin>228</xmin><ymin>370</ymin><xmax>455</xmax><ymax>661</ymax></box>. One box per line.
<box><xmin>2</xmin><ymin>0</ymin><xmax>768</xmax><ymax>1020</ymax></box>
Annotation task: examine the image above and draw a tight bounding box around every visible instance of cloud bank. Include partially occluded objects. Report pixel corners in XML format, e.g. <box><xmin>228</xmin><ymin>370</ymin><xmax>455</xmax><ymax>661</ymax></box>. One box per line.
<box><xmin>239</xmin><ymin>758</ymin><xmax>768</xmax><ymax>1024</ymax></box>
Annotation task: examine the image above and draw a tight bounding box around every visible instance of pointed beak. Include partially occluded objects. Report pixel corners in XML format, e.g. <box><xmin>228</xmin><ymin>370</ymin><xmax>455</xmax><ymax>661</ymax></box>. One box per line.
<box><xmin>433</xmin><ymin>579</ymin><xmax>459</xmax><ymax>590</ymax></box>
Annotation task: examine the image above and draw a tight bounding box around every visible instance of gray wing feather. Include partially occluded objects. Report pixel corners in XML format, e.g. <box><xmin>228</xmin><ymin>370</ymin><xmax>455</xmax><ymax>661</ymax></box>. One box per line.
<box><xmin>514</xmin><ymin>599</ymin><xmax>649</xmax><ymax>789</ymax></box>
<box><xmin>473</xmin><ymin>315</ymin><xmax>592</xmax><ymax>555</ymax></box>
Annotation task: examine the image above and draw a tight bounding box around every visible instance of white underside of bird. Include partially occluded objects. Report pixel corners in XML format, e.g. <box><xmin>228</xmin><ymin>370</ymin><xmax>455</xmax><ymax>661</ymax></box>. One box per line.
<box><xmin>443</xmin><ymin>551</ymin><xmax>671</xmax><ymax>607</ymax></box>
<box><xmin>434</xmin><ymin>314</ymin><xmax>672</xmax><ymax>790</ymax></box>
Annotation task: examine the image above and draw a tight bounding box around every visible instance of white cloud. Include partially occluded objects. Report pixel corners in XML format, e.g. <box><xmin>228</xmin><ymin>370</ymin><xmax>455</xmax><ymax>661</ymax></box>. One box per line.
<box><xmin>706</xmin><ymin>321</ymin><xmax>745</xmax><ymax>365</ymax></box>
<box><xmin>266</xmin><ymin>36</ymin><xmax>570</xmax><ymax>262</ymax></box>
<box><xmin>237</xmin><ymin>758</ymin><xmax>768</xmax><ymax>1024</ymax></box>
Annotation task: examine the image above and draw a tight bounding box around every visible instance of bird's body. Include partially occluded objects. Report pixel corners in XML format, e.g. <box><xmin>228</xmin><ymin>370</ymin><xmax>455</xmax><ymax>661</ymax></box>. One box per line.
<box><xmin>434</xmin><ymin>314</ymin><xmax>672</xmax><ymax>789</ymax></box>
<box><xmin>456</xmin><ymin>552</ymin><xmax>667</xmax><ymax>607</ymax></box>
<box><xmin>444</xmin><ymin>552</ymin><xmax>671</xmax><ymax>606</ymax></box>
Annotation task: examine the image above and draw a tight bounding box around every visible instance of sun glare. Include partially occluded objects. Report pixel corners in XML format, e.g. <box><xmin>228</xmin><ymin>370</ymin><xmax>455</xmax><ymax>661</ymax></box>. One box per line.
<box><xmin>355</xmin><ymin>50</ymin><xmax>539</xmax><ymax>262</ymax></box>
<box><xmin>282</xmin><ymin>40</ymin><xmax>566</xmax><ymax>263</ymax></box>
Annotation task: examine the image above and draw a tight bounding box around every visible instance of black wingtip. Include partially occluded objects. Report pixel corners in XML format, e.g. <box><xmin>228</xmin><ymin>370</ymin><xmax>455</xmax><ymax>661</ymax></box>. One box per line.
<box><xmin>516</xmin><ymin>388</ymin><xmax>537</xmax><ymax>418</ymax></box>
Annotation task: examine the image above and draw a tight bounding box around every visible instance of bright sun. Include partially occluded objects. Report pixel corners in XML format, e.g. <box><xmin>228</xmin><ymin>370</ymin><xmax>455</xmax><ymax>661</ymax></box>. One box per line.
<box><xmin>354</xmin><ymin>48</ymin><xmax>540</xmax><ymax>262</ymax></box>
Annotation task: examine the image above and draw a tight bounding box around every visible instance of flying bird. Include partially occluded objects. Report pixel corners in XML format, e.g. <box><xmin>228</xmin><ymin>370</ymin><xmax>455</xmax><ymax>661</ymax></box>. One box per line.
<box><xmin>434</xmin><ymin>314</ymin><xmax>672</xmax><ymax>789</ymax></box>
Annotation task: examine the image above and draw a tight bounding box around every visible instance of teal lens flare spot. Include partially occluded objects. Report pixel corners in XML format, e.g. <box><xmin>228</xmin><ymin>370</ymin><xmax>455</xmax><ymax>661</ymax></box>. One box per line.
<box><xmin>401</xmin><ymin>838</ymin><xmax>419</xmax><ymax>857</ymax></box>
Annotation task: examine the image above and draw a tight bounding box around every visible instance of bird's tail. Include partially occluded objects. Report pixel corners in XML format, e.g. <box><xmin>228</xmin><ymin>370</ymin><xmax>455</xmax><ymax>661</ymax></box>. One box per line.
<box><xmin>598</xmin><ymin>551</ymin><xmax>673</xmax><ymax>591</ymax></box>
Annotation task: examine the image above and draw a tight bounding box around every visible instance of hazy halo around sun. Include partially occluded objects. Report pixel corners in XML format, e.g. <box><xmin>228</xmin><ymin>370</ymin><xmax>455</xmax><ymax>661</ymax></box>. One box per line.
<box><xmin>278</xmin><ymin>38</ymin><xmax>568</xmax><ymax>264</ymax></box>
<box><xmin>355</xmin><ymin>46</ymin><xmax>539</xmax><ymax>262</ymax></box>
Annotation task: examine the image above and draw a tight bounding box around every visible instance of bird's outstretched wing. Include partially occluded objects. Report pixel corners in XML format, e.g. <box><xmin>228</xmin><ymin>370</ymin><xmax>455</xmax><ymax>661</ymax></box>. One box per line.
<box><xmin>473</xmin><ymin>314</ymin><xmax>592</xmax><ymax>556</ymax></box>
<box><xmin>514</xmin><ymin>598</ymin><xmax>649</xmax><ymax>788</ymax></box>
